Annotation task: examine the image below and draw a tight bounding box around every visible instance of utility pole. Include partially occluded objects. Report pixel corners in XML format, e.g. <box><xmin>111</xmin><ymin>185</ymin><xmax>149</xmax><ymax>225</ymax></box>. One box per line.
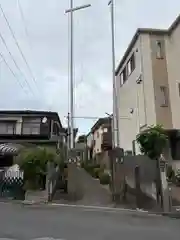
<box><xmin>108</xmin><ymin>0</ymin><xmax>122</xmax><ymax>202</ymax></box>
<box><xmin>65</xmin><ymin>1</ymin><xmax>91</xmax><ymax>150</ymax></box>
<box><xmin>69</xmin><ymin>0</ymin><xmax>74</xmax><ymax>150</ymax></box>
<box><xmin>108</xmin><ymin>0</ymin><xmax>120</xmax><ymax>148</ymax></box>
<box><xmin>67</xmin><ymin>112</ymin><xmax>70</xmax><ymax>151</ymax></box>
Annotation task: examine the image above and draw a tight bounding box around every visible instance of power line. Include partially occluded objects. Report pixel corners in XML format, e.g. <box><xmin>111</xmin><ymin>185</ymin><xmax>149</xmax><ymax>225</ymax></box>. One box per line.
<box><xmin>0</xmin><ymin>52</ymin><xmax>27</xmax><ymax>93</ymax></box>
<box><xmin>17</xmin><ymin>0</ymin><xmax>32</xmax><ymax>50</ymax></box>
<box><xmin>0</xmin><ymin>31</ymin><xmax>34</xmax><ymax>95</ymax></box>
<box><xmin>0</xmin><ymin>3</ymin><xmax>38</xmax><ymax>91</ymax></box>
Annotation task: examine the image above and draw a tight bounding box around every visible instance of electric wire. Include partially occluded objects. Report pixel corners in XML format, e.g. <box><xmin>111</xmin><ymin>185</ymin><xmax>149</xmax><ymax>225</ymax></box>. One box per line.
<box><xmin>0</xmin><ymin>31</ymin><xmax>34</xmax><ymax>95</ymax></box>
<box><xmin>0</xmin><ymin>51</ymin><xmax>27</xmax><ymax>93</ymax></box>
<box><xmin>0</xmin><ymin>3</ymin><xmax>39</xmax><ymax>91</ymax></box>
<box><xmin>17</xmin><ymin>0</ymin><xmax>33</xmax><ymax>51</ymax></box>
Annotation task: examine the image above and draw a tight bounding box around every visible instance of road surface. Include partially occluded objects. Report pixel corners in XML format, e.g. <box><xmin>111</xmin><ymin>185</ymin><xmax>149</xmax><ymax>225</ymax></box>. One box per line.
<box><xmin>0</xmin><ymin>202</ymin><xmax>179</xmax><ymax>240</ymax></box>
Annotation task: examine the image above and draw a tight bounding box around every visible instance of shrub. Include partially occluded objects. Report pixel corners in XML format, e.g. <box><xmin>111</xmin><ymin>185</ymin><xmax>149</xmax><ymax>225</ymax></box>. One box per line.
<box><xmin>81</xmin><ymin>161</ymin><xmax>85</xmax><ymax>168</ymax></box>
<box><xmin>84</xmin><ymin>164</ymin><xmax>93</xmax><ymax>173</ymax></box>
<box><xmin>99</xmin><ymin>172</ymin><xmax>110</xmax><ymax>185</ymax></box>
<box><xmin>166</xmin><ymin>165</ymin><xmax>175</xmax><ymax>182</ymax></box>
<box><xmin>93</xmin><ymin>163</ymin><xmax>100</xmax><ymax>169</ymax></box>
<box><xmin>87</xmin><ymin>165</ymin><xmax>95</xmax><ymax>176</ymax></box>
<box><xmin>15</xmin><ymin>147</ymin><xmax>58</xmax><ymax>190</ymax></box>
<box><xmin>83</xmin><ymin>163</ymin><xmax>102</xmax><ymax>178</ymax></box>
<box><xmin>136</xmin><ymin>124</ymin><xmax>168</xmax><ymax>160</ymax></box>
<box><xmin>93</xmin><ymin>168</ymin><xmax>104</xmax><ymax>179</ymax></box>
<box><xmin>93</xmin><ymin>168</ymin><xmax>100</xmax><ymax>178</ymax></box>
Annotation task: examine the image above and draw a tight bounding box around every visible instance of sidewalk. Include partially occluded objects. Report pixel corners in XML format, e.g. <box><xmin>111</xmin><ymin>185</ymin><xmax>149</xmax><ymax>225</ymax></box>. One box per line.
<box><xmin>22</xmin><ymin>190</ymin><xmax>48</xmax><ymax>204</ymax></box>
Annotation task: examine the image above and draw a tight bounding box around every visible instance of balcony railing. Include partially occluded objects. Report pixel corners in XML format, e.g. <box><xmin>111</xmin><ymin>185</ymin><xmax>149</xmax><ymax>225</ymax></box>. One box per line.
<box><xmin>101</xmin><ymin>132</ymin><xmax>112</xmax><ymax>150</ymax></box>
<box><xmin>0</xmin><ymin>121</ymin><xmax>49</xmax><ymax>136</ymax></box>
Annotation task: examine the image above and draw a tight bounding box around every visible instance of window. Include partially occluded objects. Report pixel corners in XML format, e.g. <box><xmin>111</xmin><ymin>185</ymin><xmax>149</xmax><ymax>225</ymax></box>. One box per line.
<box><xmin>120</xmin><ymin>67</ymin><xmax>127</xmax><ymax>85</ymax></box>
<box><xmin>127</xmin><ymin>53</ymin><xmax>135</xmax><ymax>75</ymax></box>
<box><xmin>22</xmin><ymin>118</ymin><xmax>40</xmax><ymax>135</ymax></box>
<box><xmin>103</xmin><ymin>128</ymin><xmax>108</xmax><ymax>133</ymax></box>
<box><xmin>178</xmin><ymin>83</ymin><xmax>180</xmax><ymax>97</ymax></box>
<box><xmin>0</xmin><ymin>121</ymin><xmax>16</xmax><ymax>134</ymax></box>
<box><xmin>120</xmin><ymin>72</ymin><xmax>124</xmax><ymax>85</ymax></box>
<box><xmin>156</xmin><ymin>40</ymin><xmax>163</xmax><ymax>59</ymax></box>
<box><xmin>6</xmin><ymin>123</ymin><xmax>15</xmax><ymax>134</ymax></box>
<box><xmin>97</xmin><ymin>131</ymin><xmax>99</xmax><ymax>138</ymax></box>
<box><xmin>0</xmin><ymin>122</ymin><xmax>7</xmax><ymax>134</ymax></box>
<box><xmin>160</xmin><ymin>86</ymin><xmax>168</xmax><ymax>106</ymax></box>
<box><xmin>127</xmin><ymin>61</ymin><xmax>131</xmax><ymax>76</ymax></box>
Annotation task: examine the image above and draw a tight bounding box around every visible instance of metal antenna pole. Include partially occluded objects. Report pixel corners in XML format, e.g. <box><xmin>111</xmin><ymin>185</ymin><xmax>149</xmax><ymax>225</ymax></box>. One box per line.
<box><xmin>65</xmin><ymin>2</ymin><xmax>91</xmax><ymax>150</ymax></box>
<box><xmin>108</xmin><ymin>0</ymin><xmax>120</xmax><ymax>148</ymax></box>
<box><xmin>70</xmin><ymin>0</ymin><xmax>74</xmax><ymax>150</ymax></box>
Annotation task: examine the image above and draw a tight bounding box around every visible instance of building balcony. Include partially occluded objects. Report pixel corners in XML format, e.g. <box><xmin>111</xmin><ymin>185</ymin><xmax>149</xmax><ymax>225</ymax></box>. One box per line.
<box><xmin>101</xmin><ymin>132</ymin><xmax>112</xmax><ymax>151</ymax></box>
<box><xmin>0</xmin><ymin>121</ymin><xmax>64</xmax><ymax>144</ymax></box>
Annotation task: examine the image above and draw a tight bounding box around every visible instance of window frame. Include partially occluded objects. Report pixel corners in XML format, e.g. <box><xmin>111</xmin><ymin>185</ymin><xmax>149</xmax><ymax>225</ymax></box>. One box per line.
<box><xmin>127</xmin><ymin>53</ymin><xmax>135</xmax><ymax>76</ymax></box>
<box><xmin>120</xmin><ymin>53</ymin><xmax>135</xmax><ymax>86</ymax></box>
<box><xmin>156</xmin><ymin>40</ymin><xmax>164</xmax><ymax>59</ymax></box>
<box><xmin>160</xmin><ymin>86</ymin><xmax>168</xmax><ymax>107</ymax></box>
<box><xmin>22</xmin><ymin>118</ymin><xmax>41</xmax><ymax>135</ymax></box>
<box><xmin>178</xmin><ymin>83</ymin><xmax>180</xmax><ymax>97</ymax></box>
<box><xmin>6</xmin><ymin>122</ymin><xmax>16</xmax><ymax>134</ymax></box>
<box><xmin>121</xmin><ymin>67</ymin><xmax>127</xmax><ymax>85</ymax></box>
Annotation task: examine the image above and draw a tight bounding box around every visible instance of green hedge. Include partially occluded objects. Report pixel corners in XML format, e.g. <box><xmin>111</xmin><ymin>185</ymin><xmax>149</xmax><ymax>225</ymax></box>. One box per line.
<box><xmin>84</xmin><ymin>164</ymin><xmax>100</xmax><ymax>176</ymax></box>
<box><xmin>93</xmin><ymin>168</ymin><xmax>104</xmax><ymax>178</ymax></box>
<box><xmin>166</xmin><ymin>165</ymin><xmax>175</xmax><ymax>182</ymax></box>
<box><xmin>99</xmin><ymin>172</ymin><xmax>110</xmax><ymax>185</ymax></box>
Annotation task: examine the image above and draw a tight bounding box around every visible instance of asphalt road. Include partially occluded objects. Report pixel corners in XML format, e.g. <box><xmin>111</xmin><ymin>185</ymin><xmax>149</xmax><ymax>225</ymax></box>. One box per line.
<box><xmin>0</xmin><ymin>203</ymin><xmax>180</xmax><ymax>240</ymax></box>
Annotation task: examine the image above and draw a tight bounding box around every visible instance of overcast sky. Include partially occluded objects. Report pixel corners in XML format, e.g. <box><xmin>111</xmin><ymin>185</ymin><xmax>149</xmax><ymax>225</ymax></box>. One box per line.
<box><xmin>0</xmin><ymin>0</ymin><xmax>179</xmax><ymax>134</ymax></box>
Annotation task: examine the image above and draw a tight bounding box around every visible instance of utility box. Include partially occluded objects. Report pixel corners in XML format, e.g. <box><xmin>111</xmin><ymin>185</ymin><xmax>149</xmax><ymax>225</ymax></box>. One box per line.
<box><xmin>109</xmin><ymin>147</ymin><xmax>124</xmax><ymax>163</ymax></box>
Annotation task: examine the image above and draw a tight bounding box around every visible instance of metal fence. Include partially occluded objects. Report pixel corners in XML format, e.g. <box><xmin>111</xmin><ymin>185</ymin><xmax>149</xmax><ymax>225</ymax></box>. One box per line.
<box><xmin>0</xmin><ymin>165</ymin><xmax>25</xmax><ymax>200</ymax></box>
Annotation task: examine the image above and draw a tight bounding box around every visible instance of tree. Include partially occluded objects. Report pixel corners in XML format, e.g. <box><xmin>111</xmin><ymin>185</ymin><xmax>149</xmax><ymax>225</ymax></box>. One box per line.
<box><xmin>77</xmin><ymin>135</ymin><xmax>87</xmax><ymax>143</ymax></box>
<box><xmin>136</xmin><ymin>125</ymin><xmax>169</xmax><ymax>205</ymax></box>
<box><xmin>15</xmin><ymin>147</ymin><xmax>57</xmax><ymax>190</ymax></box>
<box><xmin>136</xmin><ymin>125</ymin><xmax>168</xmax><ymax>160</ymax></box>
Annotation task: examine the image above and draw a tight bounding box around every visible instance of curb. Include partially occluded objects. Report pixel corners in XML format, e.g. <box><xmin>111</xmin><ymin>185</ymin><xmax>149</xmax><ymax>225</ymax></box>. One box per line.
<box><xmin>161</xmin><ymin>212</ymin><xmax>180</xmax><ymax>219</ymax></box>
<box><xmin>22</xmin><ymin>200</ymin><xmax>48</xmax><ymax>205</ymax></box>
<box><xmin>1</xmin><ymin>200</ymin><xmax>180</xmax><ymax>218</ymax></box>
<box><xmin>28</xmin><ymin>203</ymin><xmax>180</xmax><ymax>218</ymax></box>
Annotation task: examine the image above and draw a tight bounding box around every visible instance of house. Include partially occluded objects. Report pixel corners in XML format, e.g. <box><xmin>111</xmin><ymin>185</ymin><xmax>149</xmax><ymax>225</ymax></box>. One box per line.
<box><xmin>115</xmin><ymin>14</ymin><xmax>180</xmax><ymax>162</ymax></box>
<box><xmin>86</xmin><ymin>132</ymin><xmax>93</xmax><ymax>161</ymax></box>
<box><xmin>89</xmin><ymin>117</ymin><xmax>112</xmax><ymax>168</ymax></box>
<box><xmin>74</xmin><ymin>135</ymin><xmax>87</xmax><ymax>163</ymax></box>
<box><xmin>0</xmin><ymin>110</ymin><xmax>65</xmax><ymax>146</ymax></box>
<box><xmin>0</xmin><ymin>110</ymin><xmax>66</xmax><ymax>167</ymax></box>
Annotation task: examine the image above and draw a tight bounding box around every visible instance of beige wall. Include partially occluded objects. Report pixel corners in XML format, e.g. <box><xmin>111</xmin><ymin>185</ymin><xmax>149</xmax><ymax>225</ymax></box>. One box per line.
<box><xmin>117</xmin><ymin>33</ymin><xmax>156</xmax><ymax>152</ymax></box>
<box><xmin>116</xmin><ymin>30</ymin><xmax>180</xmax><ymax>153</ymax></box>
<box><xmin>165</xmin><ymin>24</ymin><xmax>180</xmax><ymax>129</ymax></box>
<box><xmin>150</xmin><ymin>35</ymin><xmax>173</xmax><ymax>129</ymax></box>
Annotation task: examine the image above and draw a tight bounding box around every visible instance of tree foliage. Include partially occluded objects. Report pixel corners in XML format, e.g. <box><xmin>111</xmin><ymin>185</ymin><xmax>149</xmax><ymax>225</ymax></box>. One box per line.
<box><xmin>136</xmin><ymin>125</ymin><xmax>168</xmax><ymax>159</ymax></box>
<box><xmin>15</xmin><ymin>146</ymin><xmax>65</xmax><ymax>189</ymax></box>
<box><xmin>77</xmin><ymin>135</ymin><xmax>87</xmax><ymax>143</ymax></box>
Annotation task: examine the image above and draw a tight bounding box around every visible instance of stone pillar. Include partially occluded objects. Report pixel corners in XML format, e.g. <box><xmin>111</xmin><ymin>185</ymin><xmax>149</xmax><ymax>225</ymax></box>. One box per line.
<box><xmin>68</xmin><ymin>159</ymin><xmax>83</xmax><ymax>201</ymax></box>
<box><xmin>46</xmin><ymin>161</ymin><xmax>54</xmax><ymax>202</ymax></box>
